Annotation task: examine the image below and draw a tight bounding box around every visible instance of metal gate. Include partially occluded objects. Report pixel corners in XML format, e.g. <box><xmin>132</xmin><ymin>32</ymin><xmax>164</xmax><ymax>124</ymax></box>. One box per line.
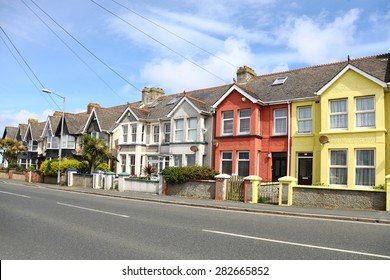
<box><xmin>258</xmin><ymin>182</ymin><xmax>279</xmax><ymax>204</ymax></box>
<box><xmin>226</xmin><ymin>175</ymin><xmax>244</xmax><ymax>201</ymax></box>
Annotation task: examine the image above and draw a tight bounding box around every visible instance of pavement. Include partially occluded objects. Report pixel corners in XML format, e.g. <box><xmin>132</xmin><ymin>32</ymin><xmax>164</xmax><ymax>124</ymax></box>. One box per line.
<box><xmin>5</xmin><ymin>179</ymin><xmax>390</xmax><ymax>224</ymax></box>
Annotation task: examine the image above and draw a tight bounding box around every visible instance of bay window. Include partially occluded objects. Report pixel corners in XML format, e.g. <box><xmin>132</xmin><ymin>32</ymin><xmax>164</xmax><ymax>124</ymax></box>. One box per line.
<box><xmin>175</xmin><ymin>119</ymin><xmax>184</xmax><ymax>142</ymax></box>
<box><xmin>239</xmin><ymin>109</ymin><xmax>251</xmax><ymax>134</ymax></box>
<box><xmin>330</xmin><ymin>99</ymin><xmax>347</xmax><ymax>129</ymax></box>
<box><xmin>329</xmin><ymin>150</ymin><xmax>347</xmax><ymax>185</ymax></box>
<box><xmin>187</xmin><ymin>118</ymin><xmax>197</xmax><ymax>141</ymax></box>
<box><xmin>356</xmin><ymin>97</ymin><xmax>375</xmax><ymax>128</ymax></box>
<box><xmin>355</xmin><ymin>150</ymin><xmax>375</xmax><ymax>187</ymax></box>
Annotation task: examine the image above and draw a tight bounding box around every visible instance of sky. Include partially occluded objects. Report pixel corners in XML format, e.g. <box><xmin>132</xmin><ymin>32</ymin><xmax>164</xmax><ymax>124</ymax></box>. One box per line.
<box><xmin>1</xmin><ymin>0</ymin><xmax>390</xmax><ymax>137</ymax></box>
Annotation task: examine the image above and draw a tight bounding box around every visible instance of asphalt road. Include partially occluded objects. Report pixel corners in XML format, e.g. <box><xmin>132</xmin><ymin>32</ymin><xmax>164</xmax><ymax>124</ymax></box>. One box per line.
<box><xmin>1</xmin><ymin>181</ymin><xmax>389</xmax><ymax>260</ymax></box>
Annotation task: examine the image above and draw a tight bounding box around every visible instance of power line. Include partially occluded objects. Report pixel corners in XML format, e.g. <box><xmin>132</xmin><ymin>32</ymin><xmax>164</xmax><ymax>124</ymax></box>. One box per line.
<box><xmin>0</xmin><ymin>25</ymin><xmax>59</xmax><ymax>110</ymax></box>
<box><xmin>29</xmin><ymin>0</ymin><xmax>142</xmax><ymax>93</ymax></box>
<box><xmin>89</xmin><ymin>0</ymin><xmax>230</xmax><ymax>84</ymax></box>
<box><xmin>110</xmin><ymin>0</ymin><xmax>239</xmax><ymax>69</ymax></box>
<box><xmin>20</xmin><ymin>0</ymin><xmax>127</xmax><ymax>104</ymax></box>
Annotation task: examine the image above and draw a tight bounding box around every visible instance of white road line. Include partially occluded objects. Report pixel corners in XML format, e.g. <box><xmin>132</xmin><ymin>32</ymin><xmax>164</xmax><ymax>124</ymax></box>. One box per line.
<box><xmin>203</xmin><ymin>229</ymin><xmax>390</xmax><ymax>259</ymax></box>
<box><xmin>57</xmin><ymin>202</ymin><xmax>129</xmax><ymax>218</ymax></box>
<box><xmin>0</xmin><ymin>190</ymin><xmax>31</xmax><ymax>198</ymax></box>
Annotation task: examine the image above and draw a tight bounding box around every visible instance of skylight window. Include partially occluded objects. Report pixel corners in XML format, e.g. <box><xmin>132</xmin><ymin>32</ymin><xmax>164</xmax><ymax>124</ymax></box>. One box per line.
<box><xmin>167</xmin><ymin>96</ymin><xmax>182</xmax><ymax>105</ymax></box>
<box><xmin>272</xmin><ymin>76</ymin><xmax>288</xmax><ymax>86</ymax></box>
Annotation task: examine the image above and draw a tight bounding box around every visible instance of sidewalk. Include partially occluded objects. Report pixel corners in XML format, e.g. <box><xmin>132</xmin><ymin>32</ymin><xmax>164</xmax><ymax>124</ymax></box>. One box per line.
<box><xmin>15</xmin><ymin>180</ymin><xmax>390</xmax><ymax>224</ymax></box>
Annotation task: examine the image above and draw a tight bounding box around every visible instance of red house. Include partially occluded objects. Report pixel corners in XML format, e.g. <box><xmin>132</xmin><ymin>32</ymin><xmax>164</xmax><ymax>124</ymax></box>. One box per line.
<box><xmin>212</xmin><ymin>67</ymin><xmax>290</xmax><ymax>182</ymax></box>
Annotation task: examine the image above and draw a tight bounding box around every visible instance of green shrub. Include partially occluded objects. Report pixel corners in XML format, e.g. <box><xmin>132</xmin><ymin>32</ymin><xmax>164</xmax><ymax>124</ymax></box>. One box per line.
<box><xmin>374</xmin><ymin>184</ymin><xmax>385</xmax><ymax>190</ymax></box>
<box><xmin>96</xmin><ymin>162</ymin><xmax>110</xmax><ymax>172</ymax></box>
<box><xmin>7</xmin><ymin>162</ymin><xmax>19</xmax><ymax>169</ymax></box>
<box><xmin>162</xmin><ymin>166</ymin><xmax>219</xmax><ymax>184</ymax></box>
<box><xmin>40</xmin><ymin>160</ymin><xmax>58</xmax><ymax>176</ymax></box>
<box><xmin>27</xmin><ymin>166</ymin><xmax>36</xmax><ymax>171</ymax></box>
<box><xmin>40</xmin><ymin>159</ymin><xmax>92</xmax><ymax>176</ymax></box>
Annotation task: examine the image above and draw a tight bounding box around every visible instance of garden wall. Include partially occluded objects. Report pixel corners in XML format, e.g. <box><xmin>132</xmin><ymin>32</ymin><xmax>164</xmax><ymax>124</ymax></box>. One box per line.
<box><xmin>72</xmin><ymin>173</ymin><xmax>93</xmax><ymax>188</ymax></box>
<box><xmin>119</xmin><ymin>178</ymin><xmax>160</xmax><ymax>193</ymax></box>
<box><xmin>292</xmin><ymin>186</ymin><xmax>386</xmax><ymax>210</ymax></box>
<box><xmin>167</xmin><ymin>180</ymin><xmax>216</xmax><ymax>199</ymax></box>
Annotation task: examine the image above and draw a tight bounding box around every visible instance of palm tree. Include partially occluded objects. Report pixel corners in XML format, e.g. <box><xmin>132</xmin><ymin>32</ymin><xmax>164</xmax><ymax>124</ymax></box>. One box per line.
<box><xmin>0</xmin><ymin>138</ymin><xmax>27</xmax><ymax>165</ymax></box>
<box><xmin>74</xmin><ymin>135</ymin><xmax>114</xmax><ymax>174</ymax></box>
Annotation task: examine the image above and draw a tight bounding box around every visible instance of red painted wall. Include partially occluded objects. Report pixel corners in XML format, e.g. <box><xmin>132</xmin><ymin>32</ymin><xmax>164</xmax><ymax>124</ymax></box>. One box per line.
<box><xmin>213</xmin><ymin>90</ymin><xmax>289</xmax><ymax>182</ymax></box>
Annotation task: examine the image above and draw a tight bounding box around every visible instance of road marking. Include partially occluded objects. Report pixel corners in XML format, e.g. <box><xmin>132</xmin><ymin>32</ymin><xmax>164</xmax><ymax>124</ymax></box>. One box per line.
<box><xmin>203</xmin><ymin>229</ymin><xmax>390</xmax><ymax>259</ymax></box>
<box><xmin>57</xmin><ymin>202</ymin><xmax>129</xmax><ymax>218</ymax></box>
<box><xmin>0</xmin><ymin>190</ymin><xmax>31</xmax><ymax>198</ymax></box>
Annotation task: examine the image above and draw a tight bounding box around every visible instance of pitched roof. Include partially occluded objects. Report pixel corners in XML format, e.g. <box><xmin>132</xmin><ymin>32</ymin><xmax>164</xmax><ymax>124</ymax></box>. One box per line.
<box><xmin>29</xmin><ymin>122</ymin><xmax>45</xmax><ymax>140</ymax></box>
<box><xmin>240</xmin><ymin>53</ymin><xmax>390</xmax><ymax>103</ymax></box>
<box><xmin>2</xmin><ymin>126</ymin><xmax>17</xmax><ymax>139</ymax></box>
<box><xmin>93</xmin><ymin>107</ymin><xmax>123</xmax><ymax>132</ymax></box>
<box><xmin>63</xmin><ymin>113</ymin><xmax>89</xmax><ymax>135</ymax></box>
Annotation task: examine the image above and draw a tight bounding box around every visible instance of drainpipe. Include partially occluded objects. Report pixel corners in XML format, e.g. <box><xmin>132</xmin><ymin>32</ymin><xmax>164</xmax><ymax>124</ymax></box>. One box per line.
<box><xmin>210</xmin><ymin>108</ymin><xmax>216</xmax><ymax>168</ymax></box>
<box><xmin>287</xmin><ymin>101</ymin><xmax>291</xmax><ymax>176</ymax></box>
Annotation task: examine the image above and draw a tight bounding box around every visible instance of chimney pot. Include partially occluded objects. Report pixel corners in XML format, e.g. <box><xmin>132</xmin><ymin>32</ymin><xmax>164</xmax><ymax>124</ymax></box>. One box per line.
<box><xmin>236</xmin><ymin>66</ymin><xmax>256</xmax><ymax>84</ymax></box>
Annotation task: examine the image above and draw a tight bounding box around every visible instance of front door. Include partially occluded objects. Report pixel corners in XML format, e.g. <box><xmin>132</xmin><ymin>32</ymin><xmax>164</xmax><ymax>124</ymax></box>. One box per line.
<box><xmin>272</xmin><ymin>152</ymin><xmax>287</xmax><ymax>182</ymax></box>
<box><xmin>297</xmin><ymin>153</ymin><xmax>313</xmax><ymax>185</ymax></box>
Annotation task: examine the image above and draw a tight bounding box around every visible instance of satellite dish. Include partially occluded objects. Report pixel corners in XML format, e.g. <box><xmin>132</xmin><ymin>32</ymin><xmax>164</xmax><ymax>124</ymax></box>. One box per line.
<box><xmin>190</xmin><ymin>145</ymin><xmax>198</xmax><ymax>152</ymax></box>
<box><xmin>319</xmin><ymin>135</ymin><xmax>329</xmax><ymax>144</ymax></box>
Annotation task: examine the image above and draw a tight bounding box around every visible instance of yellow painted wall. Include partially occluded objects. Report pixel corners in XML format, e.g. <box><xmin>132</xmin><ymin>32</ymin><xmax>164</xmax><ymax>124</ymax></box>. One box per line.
<box><xmin>386</xmin><ymin>92</ymin><xmax>390</xmax><ymax>176</ymax></box>
<box><xmin>291</xmin><ymin>100</ymin><xmax>322</xmax><ymax>185</ymax></box>
<box><xmin>318</xmin><ymin>69</ymin><xmax>386</xmax><ymax>188</ymax></box>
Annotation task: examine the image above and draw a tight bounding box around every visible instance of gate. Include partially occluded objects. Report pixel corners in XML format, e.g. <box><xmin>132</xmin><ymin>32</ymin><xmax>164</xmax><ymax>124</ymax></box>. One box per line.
<box><xmin>258</xmin><ymin>182</ymin><xmax>279</xmax><ymax>204</ymax></box>
<box><xmin>226</xmin><ymin>175</ymin><xmax>244</xmax><ymax>201</ymax></box>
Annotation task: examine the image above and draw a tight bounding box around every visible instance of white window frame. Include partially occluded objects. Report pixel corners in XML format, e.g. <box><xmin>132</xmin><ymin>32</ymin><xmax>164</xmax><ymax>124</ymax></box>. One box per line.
<box><xmin>355</xmin><ymin>96</ymin><xmax>375</xmax><ymax>128</ymax></box>
<box><xmin>129</xmin><ymin>154</ymin><xmax>136</xmax><ymax>175</ymax></box>
<box><xmin>187</xmin><ymin>117</ymin><xmax>197</xmax><ymax>141</ymax></box>
<box><xmin>239</xmin><ymin>109</ymin><xmax>251</xmax><ymax>134</ymax></box>
<box><xmin>174</xmin><ymin>154</ymin><xmax>182</xmax><ymax>167</ymax></box>
<box><xmin>121</xmin><ymin>155</ymin><xmax>127</xmax><ymax>173</ymax></box>
<box><xmin>222</xmin><ymin>111</ymin><xmax>234</xmax><ymax>135</ymax></box>
<box><xmin>355</xmin><ymin>149</ymin><xmax>375</xmax><ymax>187</ymax></box>
<box><xmin>329</xmin><ymin>150</ymin><xmax>348</xmax><ymax>186</ymax></box>
<box><xmin>175</xmin><ymin>119</ymin><xmax>184</xmax><ymax>142</ymax></box>
<box><xmin>122</xmin><ymin>125</ymin><xmax>128</xmax><ymax>143</ymax></box>
<box><xmin>297</xmin><ymin>106</ymin><xmax>312</xmax><ymax>134</ymax></box>
<box><xmin>274</xmin><ymin>108</ymin><xmax>287</xmax><ymax>135</ymax></box>
<box><xmin>186</xmin><ymin>154</ymin><xmax>196</xmax><ymax>166</ymax></box>
<box><xmin>164</xmin><ymin>123</ymin><xmax>171</xmax><ymax>143</ymax></box>
<box><xmin>330</xmin><ymin>99</ymin><xmax>348</xmax><ymax>129</ymax></box>
<box><xmin>61</xmin><ymin>135</ymin><xmax>75</xmax><ymax>149</ymax></box>
<box><xmin>153</xmin><ymin>125</ymin><xmax>160</xmax><ymax>143</ymax></box>
<box><xmin>131</xmin><ymin>124</ymin><xmax>137</xmax><ymax>142</ymax></box>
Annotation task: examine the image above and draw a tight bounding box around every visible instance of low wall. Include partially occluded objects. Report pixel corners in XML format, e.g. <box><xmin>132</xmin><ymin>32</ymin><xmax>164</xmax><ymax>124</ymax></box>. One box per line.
<box><xmin>121</xmin><ymin>178</ymin><xmax>159</xmax><ymax>193</ymax></box>
<box><xmin>72</xmin><ymin>173</ymin><xmax>93</xmax><ymax>188</ymax></box>
<box><xmin>167</xmin><ymin>180</ymin><xmax>216</xmax><ymax>199</ymax></box>
<box><xmin>292</xmin><ymin>186</ymin><xmax>386</xmax><ymax>210</ymax></box>
<box><xmin>0</xmin><ymin>170</ymin><xmax>7</xmax><ymax>179</ymax></box>
<box><xmin>24</xmin><ymin>171</ymin><xmax>43</xmax><ymax>183</ymax></box>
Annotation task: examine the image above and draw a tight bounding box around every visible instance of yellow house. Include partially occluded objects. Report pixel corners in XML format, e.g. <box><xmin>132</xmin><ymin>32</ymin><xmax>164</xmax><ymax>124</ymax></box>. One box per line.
<box><xmin>291</xmin><ymin>61</ymin><xmax>389</xmax><ymax>189</ymax></box>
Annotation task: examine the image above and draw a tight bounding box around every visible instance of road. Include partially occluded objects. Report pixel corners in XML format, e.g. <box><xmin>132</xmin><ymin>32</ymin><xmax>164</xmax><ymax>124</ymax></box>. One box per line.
<box><xmin>1</xmin><ymin>180</ymin><xmax>389</xmax><ymax>260</ymax></box>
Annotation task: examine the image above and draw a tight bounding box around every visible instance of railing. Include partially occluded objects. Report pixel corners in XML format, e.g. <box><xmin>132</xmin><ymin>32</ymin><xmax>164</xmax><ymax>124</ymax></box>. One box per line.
<box><xmin>259</xmin><ymin>182</ymin><xmax>279</xmax><ymax>204</ymax></box>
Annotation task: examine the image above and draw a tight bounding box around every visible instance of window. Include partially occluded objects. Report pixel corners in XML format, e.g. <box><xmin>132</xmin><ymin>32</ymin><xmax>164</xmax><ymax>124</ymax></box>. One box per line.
<box><xmin>221</xmin><ymin>151</ymin><xmax>232</xmax><ymax>174</ymax></box>
<box><xmin>274</xmin><ymin>108</ymin><xmax>287</xmax><ymax>135</ymax></box>
<box><xmin>91</xmin><ymin>131</ymin><xmax>99</xmax><ymax>139</ymax></box>
<box><xmin>222</xmin><ymin>111</ymin><xmax>233</xmax><ymax>135</ymax></box>
<box><xmin>164</xmin><ymin>123</ymin><xmax>171</xmax><ymax>143</ymax></box>
<box><xmin>330</xmin><ymin>99</ymin><xmax>347</xmax><ymax>129</ymax></box>
<box><xmin>175</xmin><ymin>119</ymin><xmax>184</xmax><ymax>141</ymax></box>
<box><xmin>131</xmin><ymin>124</ymin><xmax>137</xmax><ymax>142</ymax></box>
<box><xmin>272</xmin><ymin>76</ymin><xmax>288</xmax><ymax>86</ymax></box>
<box><xmin>121</xmin><ymin>155</ymin><xmax>126</xmax><ymax>173</ymax></box>
<box><xmin>47</xmin><ymin>135</ymin><xmax>59</xmax><ymax>149</ymax></box>
<box><xmin>355</xmin><ymin>150</ymin><xmax>375</xmax><ymax>187</ymax></box>
<box><xmin>356</xmin><ymin>97</ymin><xmax>375</xmax><ymax>128</ymax></box>
<box><xmin>187</xmin><ymin>118</ymin><xmax>197</xmax><ymax>141</ymax></box>
<box><xmin>174</xmin><ymin>155</ymin><xmax>182</xmax><ymax>167</ymax></box>
<box><xmin>298</xmin><ymin>106</ymin><xmax>312</xmax><ymax>134</ymax></box>
<box><xmin>329</xmin><ymin>150</ymin><xmax>347</xmax><ymax>185</ymax></box>
<box><xmin>258</xmin><ymin>110</ymin><xmax>261</xmax><ymax>135</ymax></box>
<box><xmin>153</xmin><ymin>125</ymin><xmax>159</xmax><ymax>143</ymax></box>
<box><xmin>28</xmin><ymin>140</ymin><xmax>38</xmax><ymax>152</ymax></box>
<box><xmin>141</xmin><ymin>125</ymin><xmax>145</xmax><ymax>142</ymax></box>
<box><xmin>61</xmin><ymin>135</ymin><xmax>75</xmax><ymax>149</ymax></box>
<box><xmin>122</xmin><ymin>125</ymin><xmax>128</xmax><ymax>143</ymax></box>
<box><xmin>237</xmin><ymin>151</ymin><xmax>250</xmax><ymax>177</ymax></box>
<box><xmin>186</xmin><ymin>154</ymin><xmax>196</xmax><ymax>166</ymax></box>
<box><xmin>129</xmin><ymin>155</ymin><xmax>136</xmax><ymax>175</ymax></box>
<box><xmin>239</xmin><ymin>109</ymin><xmax>250</xmax><ymax>134</ymax></box>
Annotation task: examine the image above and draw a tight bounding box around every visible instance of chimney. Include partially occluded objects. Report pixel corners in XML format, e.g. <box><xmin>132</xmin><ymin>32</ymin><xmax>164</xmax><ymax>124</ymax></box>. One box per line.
<box><xmin>87</xmin><ymin>103</ymin><xmax>101</xmax><ymax>113</ymax></box>
<box><xmin>142</xmin><ymin>87</ymin><xmax>164</xmax><ymax>106</ymax></box>
<box><xmin>28</xmin><ymin>118</ymin><xmax>38</xmax><ymax>123</ymax></box>
<box><xmin>236</xmin><ymin>66</ymin><xmax>256</xmax><ymax>84</ymax></box>
<box><xmin>53</xmin><ymin>111</ymin><xmax>62</xmax><ymax>117</ymax></box>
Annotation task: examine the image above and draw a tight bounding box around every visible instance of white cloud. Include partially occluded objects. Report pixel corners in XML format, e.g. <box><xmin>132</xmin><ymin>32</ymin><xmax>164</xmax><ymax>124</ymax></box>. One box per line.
<box><xmin>278</xmin><ymin>8</ymin><xmax>361</xmax><ymax>64</ymax></box>
<box><xmin>140</xmin><ymin>37</ymin><xmax>253</xmax><ymax>93</ymax></box>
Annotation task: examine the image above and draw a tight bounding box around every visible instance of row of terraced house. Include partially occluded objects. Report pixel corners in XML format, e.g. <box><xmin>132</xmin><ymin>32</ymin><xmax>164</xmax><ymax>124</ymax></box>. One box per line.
<box><xmin>2</xmin><ymin>53</ymin><xmax>390</xmax><ymax>189</ymax></box>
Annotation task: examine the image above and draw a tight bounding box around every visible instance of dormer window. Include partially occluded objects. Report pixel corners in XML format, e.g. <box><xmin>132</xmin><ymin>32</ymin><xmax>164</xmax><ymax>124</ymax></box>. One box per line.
<box><xmin>272</xmin><ymin>76</ymin><xmax>288</xmax><ymax>86</ymax></box>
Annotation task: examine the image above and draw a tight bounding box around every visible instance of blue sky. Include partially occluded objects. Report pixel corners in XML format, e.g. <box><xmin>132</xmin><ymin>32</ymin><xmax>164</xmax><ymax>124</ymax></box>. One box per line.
<box><xmin>1</xmin><ymin>0</ymin><xmax>389</xmax><ymax>137</ymax></box>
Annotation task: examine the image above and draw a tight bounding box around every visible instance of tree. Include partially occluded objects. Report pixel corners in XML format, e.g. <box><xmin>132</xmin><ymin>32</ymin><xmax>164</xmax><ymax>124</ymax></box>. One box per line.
<box><xmin>73</xmin><ymin>135</ymin><xmax>114</xmax><ymax>174</ymax></box>
<box><xmin>0</xmin><ymin>138</ymin><xmax>27</xmax><ymax>165</ymax></box>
